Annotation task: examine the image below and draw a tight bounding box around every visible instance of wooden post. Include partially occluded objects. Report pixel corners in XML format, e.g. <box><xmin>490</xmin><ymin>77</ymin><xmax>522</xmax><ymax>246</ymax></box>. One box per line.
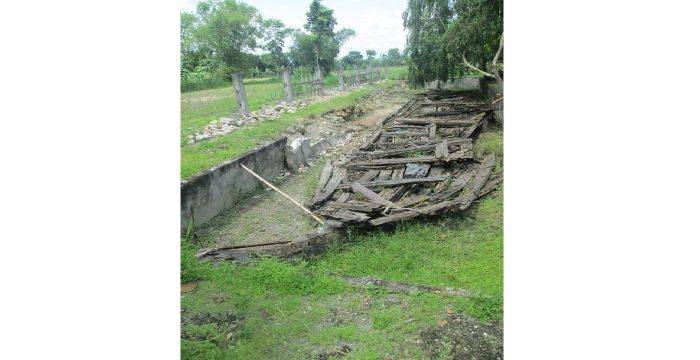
<box><xmin>282</xmin><ymin>67</ymin><xmax>294</xmax><ymax>101</ymax></box>
<box><xmin>354</xmin><ymin>64</ymin><xmax>360</xmax><ymax>84</ymax></box>
<box><xmin>314</xmin><ymin>67</ymin><xmax>322</xmax><ymax>94</ymax></box>
<box><xmin>231</xmin><ymin>73</ymin><xmax>250</xmax><ymax>116</ymax></box>
<box><xmin>338</xmin><ymin>64</ymin><xmax>345</xmax><ymax>91</ymax></box>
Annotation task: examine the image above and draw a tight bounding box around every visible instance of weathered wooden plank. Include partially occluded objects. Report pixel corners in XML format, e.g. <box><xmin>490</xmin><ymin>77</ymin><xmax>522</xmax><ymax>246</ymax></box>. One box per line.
<box><xmin>336</xmin><ymin>192</ymin><xmax>351</xmax><ymax>203</ymax></box>
<box><xmin>358</xmin><ymin>169</ymin><xmax>380</xmax><ymax>182</ymax></box>
<box><xmin>382</xmin><ymin>131</ymin><xmax>428</xmax><ymax>137</ymax></box>
<box><xmin>418</xmin><ymin>110</ymin><xmax>471</xmax><ymax>117</ymax></box>
<box><xmin>398</xmin><ymin>194</ymin><xmax>429</xmax><ymax>208</ymax></box>
<box><xmin>344</xmin><ymin>150</ymin><xmax>472</xmax><ymax>168</ymax></box>
<box><xmin>354</xmin><ymin>139</ymin><xmax>471</xmax><ymax>159</ymax></box>
<box><xmin>327</xmin><ymin>200</ymin><xmax>382</xmax><ymax>212</ymax></box>
<box><xmin>435</xmin><ymin>140</ymin><xmax>449</xmax><ymax>161</ymax></box>
<box><xmin>394</xmin><ymin>118</ymin><xmax>475</xmax><ymax>127</ymax></box>
<box><xmin>429</xmin><ymin>123</ymin><xmax>437</xmax><ymax>138</ymax></box>
<box><xmin>369</xmin><ymin>199</ymin><xmax>457</xmax><ymax>225</ymax></box>
<box><xmin>351</xmin><ymin>182</ymin><xmax>400</xmax><ymax>209</ymax></box>
<box><xmin>337</xmin><ymin>175</ymin><xmax>448</xmax><ymax>189</ymax></box>
<box><xmin>308</xmin><ymin>167</ymin><xmax>347</xmax><ymax>207</ymax></box>
<box><xmin>319</xmin><ymin>208</ymin><xmax>370</xmax><ymax>222</ymax></box>
<box><xmin>378</xmin><ymin>169</ymin><xmax>394</xmax><ymax>179</ymax></box>
<box><xmin>314</xmin><ymin>161</ymin><xmax>334</xmax><ymax>196</ymax></box>
<box><xmin>458</xmin><ymin>153</ymin><xmax>496</xmax><ymax>210</ymax></box>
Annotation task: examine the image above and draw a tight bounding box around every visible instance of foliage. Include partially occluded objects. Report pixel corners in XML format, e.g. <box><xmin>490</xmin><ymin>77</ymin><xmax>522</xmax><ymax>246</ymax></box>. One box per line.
<box><xmin>341</xmin><ymin>50</ymin><xmax>364</xmax><ymax>66</ymax></box>
<box><xmin>259</xmin><ymin>18</ymin><xmax>293</xmax><ymax>69</ymax></box>
<box><xmin>288</xmin><ymin>0</ymin><xmax>355</xmax><ymax>74</ymax></box>
<box><xmin>403</xmin><ymin>0</ymin><xmax>503</xmax><ymax>86</ymax></box>
<box><xmin>181</xmin><ymin>0</ymin><xmax>296</xmax><ymax>91</ymax></box>
<box><xmin>181</xmin><ymin>85</ymin><xmax>378</xmax><ymax>179</ymax></box>
<box><xmin>381</xmin><ymin>48</ymin><xmax>405</xmax><ymax>66</ymax></box>
<box><xmin>365</xmin><ymin>49</ymin><xmax>377</xmax><ymax>62</ymax></box>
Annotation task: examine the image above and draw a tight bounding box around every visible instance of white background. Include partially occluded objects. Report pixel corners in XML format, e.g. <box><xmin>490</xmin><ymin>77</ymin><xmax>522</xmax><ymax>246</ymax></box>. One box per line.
<box><xmin>1</xmin><ymin>0</ymin><xmax>699</xmax><ymax>358</ymax></box>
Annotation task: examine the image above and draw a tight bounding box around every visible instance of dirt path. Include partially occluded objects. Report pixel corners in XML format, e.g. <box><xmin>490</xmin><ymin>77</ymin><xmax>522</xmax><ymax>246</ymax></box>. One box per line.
<box><xmin>195</xmin><ymin>87</ymin><xmax>409</xmax><ymax>248</ymax></box>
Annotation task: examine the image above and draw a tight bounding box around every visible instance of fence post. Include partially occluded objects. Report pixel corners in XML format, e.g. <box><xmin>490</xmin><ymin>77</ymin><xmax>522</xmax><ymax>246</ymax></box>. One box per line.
<box><xmin>338</xmin><ymin>64</ymin><xmax>345</xmax><ymax>91</ymax></box>
<box><xmin>315</xmin><ymin>67</ymin><xmax>323</xmax><ymax>94</ymax></box>
<box><xmin>231</xmin><ymin>73</ymin><xmax>250</xmax><ymax>116</ymax></box>
<box><xmin>354</xmin><ymin>64</ymin><xmax>360</xmax><ymax>84</ymax></box>
<box><xmin>282</xmin><ymin>67</ymin><xmax>294</xmax><ymax>101</ymax></box>
<box><xmin>385</xmin><ymin>64</ymin><xmax>389</xmax><ymax>79</ymax></box>
<box><xmin>367</xmin><ymin>64</ymin><xmax>373</xmax><ymax>83</ymax></box>
<box><xmin>376</xmin><ymin>66</ymin><xmax>381</xmax><ymax>81</ymax></box>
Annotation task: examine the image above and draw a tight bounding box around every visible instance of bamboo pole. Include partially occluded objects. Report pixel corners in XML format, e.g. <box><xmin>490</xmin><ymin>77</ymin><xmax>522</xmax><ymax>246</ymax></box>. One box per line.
<box><xmin>240</xmin><ymin>164</ymin><xmax>326</xmax><ymax>225</ymax></box>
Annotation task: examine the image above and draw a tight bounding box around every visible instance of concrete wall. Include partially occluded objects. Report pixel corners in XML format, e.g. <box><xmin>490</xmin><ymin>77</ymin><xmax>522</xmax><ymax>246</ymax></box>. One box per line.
<box><xmin>425</xmin><ymin>76</ymin><xmax>486</xmax><ymax>92</ymax></box>
<box><xmin>181</xmin><ymin>137</ymin><xmax>287</xmax><ymax>232</ymax></box>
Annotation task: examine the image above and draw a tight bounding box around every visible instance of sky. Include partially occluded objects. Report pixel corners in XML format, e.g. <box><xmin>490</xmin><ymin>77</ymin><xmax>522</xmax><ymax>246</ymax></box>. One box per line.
<box><xmin>179</xmin><ymin>0</ymin><xmax>407</xmax><ymax>57</ymax></box>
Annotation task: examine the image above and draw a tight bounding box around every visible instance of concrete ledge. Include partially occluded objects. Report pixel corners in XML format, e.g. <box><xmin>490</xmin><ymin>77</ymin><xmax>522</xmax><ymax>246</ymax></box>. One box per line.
<box><xmin>425</xmin><ymin>76</ymin><xmax>486</xmax><ymax>92</ymax></box>
<box><xmin>181</xmin><ymin>137</ymin><xmax>288</xmax><ymax>232</ymax></box>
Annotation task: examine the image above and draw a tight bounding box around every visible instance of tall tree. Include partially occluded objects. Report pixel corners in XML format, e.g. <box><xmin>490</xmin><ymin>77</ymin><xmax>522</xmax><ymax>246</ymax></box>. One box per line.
<box><xmin>341</xmin><ymin>51</ymin><xmax>364</xmax><ymax>66</ymax></box>
<box><xmin>365</xmin><ymin>49</ymin><xmax>377</xmax><ymax>63</ymax></box>
<box><xmin>260</xmin><ymin>18</ymin><xmax>292</xmax><ymax>69</ymax></box>
<box><xmin>304</xmin><ymin>0</ymin><xmax>337</xmax><ymax>74</ymax></box>
<box><xmin>403</xmin><ymin>0</ymin><xmax>502</xmax><ymax>86</ymax></box>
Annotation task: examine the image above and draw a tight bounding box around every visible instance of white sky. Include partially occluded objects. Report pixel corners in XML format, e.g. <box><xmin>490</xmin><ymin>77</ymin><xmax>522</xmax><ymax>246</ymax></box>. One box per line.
<box><xmin>178</xmin><ymin>0</ymin><xmax>407</xmax><ymax>57</ymax></box>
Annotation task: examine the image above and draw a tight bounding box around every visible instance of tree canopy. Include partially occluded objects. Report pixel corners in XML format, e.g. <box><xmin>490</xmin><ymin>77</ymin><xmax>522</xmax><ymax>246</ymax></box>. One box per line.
<box><xmin>181</xmin><ymin>0</ymin><xmax>356</xmax><ymax>91</ymax></box>
<box><xmin>403</xmin><ymin>0</ymin><xmax>503</xmax><ymax>86</ymax></box>
<box><xmin>297</xmin><ymin>0</ymin><xmax>355</xmax><ymax>74</ymax></box>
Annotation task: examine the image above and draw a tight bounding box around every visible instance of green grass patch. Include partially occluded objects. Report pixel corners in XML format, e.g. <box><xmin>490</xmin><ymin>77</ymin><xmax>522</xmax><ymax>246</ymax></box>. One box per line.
<box><xmin>181</xmin><ymin>85</ymin><xmax>380</xmax><ymax>179</ymax></box>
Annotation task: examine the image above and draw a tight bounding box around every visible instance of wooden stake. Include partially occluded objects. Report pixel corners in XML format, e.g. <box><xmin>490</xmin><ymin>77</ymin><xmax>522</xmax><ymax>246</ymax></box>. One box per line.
<box><xmin>240</xmin><ymin>164</ymin><xmax>325</xmax><ymax>225</ymax></box>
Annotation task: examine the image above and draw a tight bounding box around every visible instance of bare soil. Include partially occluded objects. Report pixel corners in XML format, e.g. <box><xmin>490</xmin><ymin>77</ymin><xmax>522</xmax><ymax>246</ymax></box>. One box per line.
<box><xmin>194</xmin><ymin>85</ymin><xmax>410</xmax><ymax>248</ymax></box>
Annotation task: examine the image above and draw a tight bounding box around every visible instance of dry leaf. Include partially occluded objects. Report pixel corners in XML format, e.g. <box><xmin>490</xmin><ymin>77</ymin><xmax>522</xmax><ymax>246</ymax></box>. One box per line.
<box><xmin>181</xmin><ymin>283</ymin><xmax>197</xmax><ymax>294</ymax></box>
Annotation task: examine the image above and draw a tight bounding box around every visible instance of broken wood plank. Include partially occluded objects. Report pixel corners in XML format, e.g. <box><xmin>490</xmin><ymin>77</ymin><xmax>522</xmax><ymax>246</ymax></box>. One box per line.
<box><xmin>314</xmin><ymin>161</ymin><xmax>334</xmax><ymax>196</ymax></box>
<box><xmin>354</xmin><ymin>139</ymin><xmax>471</xmax><ymax>159</ymax></box>
<box><xmin>308</xmin><ymin>167</ymin><xmax>347</xmax><ymax>207</ymax></box>
<box><xmin>318</xmin><ymin>208</ymin><xmax>370</xmax><ymax>222</ymax></box>
<box><xmin>358</xmin><ymin>169</ymin><xmax>380</xmax><ymax>182</ymax></box>
<box><xmin>429</xmin><ymin>123</ymin><xmax>437</xmax><ymax>138</ymax></box>
<box><xmin>458</xmin><ymin>153</ymin><xmax>496</xmax><ymax>210</ymax></box>
<box><xmin>351</xmin><ymin>182</ymin><xmax>401</xmax><ymax>209</ymax></box>
<box><xmin>336</xmin><ymin>192</ymin><xmax>351</xmax><ymax>203</ymax></box>
<box><xmin>369</xmin><ymin>199</ymin><xmax>457</xmax><ymax>225</ymax></box>
<box><xmin>398</xmin><ymin>194</ymin><xmax>429</xmax><ymax>208</ymax></box>
<box><xmin>418</xmin><ymin>110</ymin><xmax>471</xmax><ymax>117</ymax></box>
<box><xmin>337</xmin><ymin>175</ymin><xmax>448</xmax><ymax>189</ymax></box>
<box><xmin>478</xmin><ymin>173</ymin><xmax>503</xmax><ymax>198</ymax></box>
<box><xmin>435</xmin><ymin>140</ymin><xmax>449</xmax><ymax>161</ymax></box>
<box><xmin>394</xmin><ymin>118</ymin><xmax>476</xmax><ymax>127</ymax></box>
<box><xmin>327</xmin><ymin>200</ymin><xmax>383</xmax><ymax>212</ymax></box>
<box><xmin>344</xmin><ymin>150</ymin><xmax>472</xmax><ymax>169</ymax></box>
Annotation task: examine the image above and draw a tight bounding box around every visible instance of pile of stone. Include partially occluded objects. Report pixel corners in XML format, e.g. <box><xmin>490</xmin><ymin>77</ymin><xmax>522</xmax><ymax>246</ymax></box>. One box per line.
<box><xmin>188</xmin><ymin>98</ymin><xmax>311</xmax><ymax>144</ymax></box>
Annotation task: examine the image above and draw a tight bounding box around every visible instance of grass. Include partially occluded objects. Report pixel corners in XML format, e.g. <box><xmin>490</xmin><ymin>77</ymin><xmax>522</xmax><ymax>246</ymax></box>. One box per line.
<box><xmin>180</xmin><ymin>126</ymin><xmax>503</xmax><ymax>358</ymax></box>
<box><xmin>181</xmin><ymin>82</ymin><xmax>394</xmax><ymax>180</ymax></box>
<box><xmin>180</xmin><ymin>66</ymin><xmax>408</xmax><ymax>146</ymax></box>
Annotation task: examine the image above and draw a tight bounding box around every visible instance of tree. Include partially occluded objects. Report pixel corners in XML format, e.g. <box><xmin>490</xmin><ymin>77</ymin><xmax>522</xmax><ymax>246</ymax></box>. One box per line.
<box><xmin>384</xmin><ymin>48</ymin><xmax>403</xmax><ymax>65</ymax></box>
<box><xmin>260</xmin><ymin>18</ymin><xmax>292</xmax><ymax>69</ymax></box>
<box><xmin>341</xmin><ymin>51</ymin><xmax>364</xmax><ymax>66</ymax></box>
<box><xmin>365</xmin><ymin>49</ymin><xmax>377</xmax><ymax>63</ymax></box>
<box><xmin>304</xmin><ymin>0</ymin><xmax>337</xmax><ymax>74</ymax></box>
<box><xmin>198</xmin><ymin>0</ymin><xmax>261</xmax><ymax>74</ymax></box>
<box><xmin>290</xmin><ymin>21</ymin><xmax>355</xmax><ymax>73</ymax></box>
<box><xmin>403</xmin><ymin>0</ymin><xmax>502</xmax><ymax>86</ymax></box>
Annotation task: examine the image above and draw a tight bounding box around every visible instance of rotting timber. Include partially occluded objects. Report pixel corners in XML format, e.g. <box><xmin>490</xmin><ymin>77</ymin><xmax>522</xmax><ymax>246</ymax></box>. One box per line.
<box><xmin>308</xmin><ymin>89</ymin><xmax>501</xmax><ymax>226</ymax></box>
<box><xmin>198</xmin><ymin>89</ymin><xmax>502</xmax><ymax>261</ymax></box>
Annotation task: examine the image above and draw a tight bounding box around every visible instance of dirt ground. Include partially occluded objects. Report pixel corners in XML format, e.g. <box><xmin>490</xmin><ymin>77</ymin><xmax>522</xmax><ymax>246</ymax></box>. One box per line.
<box><xmin>194</xmin><ymin>85</ymin><xmax>409</xmax><ymax>248</ymax></box>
